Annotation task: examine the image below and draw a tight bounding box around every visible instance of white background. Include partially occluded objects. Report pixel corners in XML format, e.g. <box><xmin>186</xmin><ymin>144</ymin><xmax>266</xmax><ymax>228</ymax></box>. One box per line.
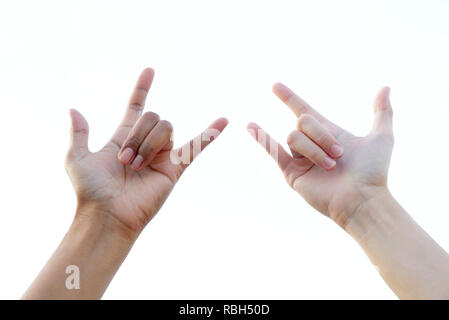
<box><xmin>0</xmin><ymin>0</ymin><xmax>448</xmax><ymax>299</ymax></box>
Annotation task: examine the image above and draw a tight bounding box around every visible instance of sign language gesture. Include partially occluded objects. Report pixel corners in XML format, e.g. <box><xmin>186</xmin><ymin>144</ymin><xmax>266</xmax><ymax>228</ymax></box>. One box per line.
<box><xmin>247</xmin><ymin>83</ymin><xmax>393</xmax><ymax>228</ymax></box>
<box><xmin>66</xmin><ymin>68</ymin><xmax>228</xmax><ymax>234</ymax></box>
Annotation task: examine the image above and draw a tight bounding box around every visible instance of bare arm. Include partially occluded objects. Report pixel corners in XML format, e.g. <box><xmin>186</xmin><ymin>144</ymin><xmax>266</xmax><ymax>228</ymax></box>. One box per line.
<box><xmin>347</xmin><ymin>191</ymin><xmax>449</xmax><ymax>299</ymax></box>
<box><xmin>22</xmin><ymin>209</ymin><xmax>135</xmax><ymax>299</ymax></box>
<box><xmin>23</xmin><ymin>68</ymin><xmax>228</xmax><ymax>299</ymax></box>
<box><xmin>248</xmin><ymin>83</ymin><xmax>449</xmax><ymax>299</ymax></box>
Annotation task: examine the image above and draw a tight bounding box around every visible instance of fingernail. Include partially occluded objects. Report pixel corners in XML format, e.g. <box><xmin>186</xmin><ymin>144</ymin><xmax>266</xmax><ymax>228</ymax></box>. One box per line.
<box><xmin>330</xmin><ymin>144</ymin><xmax>343</xmax><ymax>157</ymax></box>
<box><xmin>323</xmin><ymin>157</ymin><xmax>336</xmax><ymax>169</ymax></box>
<box><xmin>131</xmin><ymin>155</ymin><xmax>143</xmax><ymax>170</ymax></box>
<box><xmin>119</xmin><ymin>147</ymin><xmax>134</xmax><ymax>164</ymax></box>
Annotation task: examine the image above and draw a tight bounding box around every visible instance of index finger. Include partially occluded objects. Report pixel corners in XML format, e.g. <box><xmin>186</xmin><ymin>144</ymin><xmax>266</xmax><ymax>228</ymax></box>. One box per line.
<box><xmin>272</xmin><ymin>83</ymin><xmax>337</xmax><ymax>130</ymax></box>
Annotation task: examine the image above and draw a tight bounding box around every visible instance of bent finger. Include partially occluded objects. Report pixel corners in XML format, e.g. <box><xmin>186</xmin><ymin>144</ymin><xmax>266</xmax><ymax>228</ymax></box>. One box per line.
<box><xmin>297</xmin><ymin>114</ymin><xmax>343</xmax><ymax>158</ymax></box>
<box><xmin>131</xmin><ymin>120</ymin><xmax>173</xmax><ymax>171</ymax></box>
<box><xmin>117</xmin><ymin>111</ymin><xmax>160</xmax><ymax>165</ymax></box>
<box><xmin>287</xmin><ymin>130</ymin><xmax>336</xmax><ymax>170</ymax></box>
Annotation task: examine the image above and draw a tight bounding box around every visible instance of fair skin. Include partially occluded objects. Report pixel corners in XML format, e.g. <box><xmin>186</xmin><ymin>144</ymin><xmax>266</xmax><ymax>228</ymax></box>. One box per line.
<box><xmin>23</xmin><ymin>72</ymin><xmax>449</xmax><ymax>299</ymax></box>
<box><xmin>22</xmin><ymin>68</ymin><xmax>228</xmax><ymax>299</ymax></box>
<box><xmin>247</xmin><ymin>83</ymin><xmax>449</xmax><ymax>299</ymax></box>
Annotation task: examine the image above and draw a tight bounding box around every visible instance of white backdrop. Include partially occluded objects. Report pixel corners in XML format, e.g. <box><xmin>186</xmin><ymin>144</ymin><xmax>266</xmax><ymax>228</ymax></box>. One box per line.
<box><xmin>0</xmin><ymin>0</ymin><xmax>448</xmax><ymax>299</ymax></box>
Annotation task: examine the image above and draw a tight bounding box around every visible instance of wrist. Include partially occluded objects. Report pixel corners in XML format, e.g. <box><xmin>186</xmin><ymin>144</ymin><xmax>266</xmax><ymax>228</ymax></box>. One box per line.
<box><xmin>66</xmin><ymin>206</ymin><xmax>137</xmax><ymax>298</ymax></box>
<box><xmin>72</xmin><ymin>204</ymin><xmax>139</xmax><ymax>247</ymax></box>
<box><xmin>343</xmin><ymin>188</ymin><xmax>403</xmax><ymax>241</ymax></box>
<box><xmin>23</xmin><ymin>205</ymin><xmax>138</xmax><ymax>299</ymax></box>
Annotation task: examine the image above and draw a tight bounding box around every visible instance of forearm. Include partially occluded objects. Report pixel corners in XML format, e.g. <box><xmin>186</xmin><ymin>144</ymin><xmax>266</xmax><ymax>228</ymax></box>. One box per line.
<box><xmin>22</xmin><ymin>207</ymin><xmax>137</xmax><ymax>299</ymax></box>
<box><xmin>346</xmin><ymin>191</ymin><xmax>449</xmax><ymax>299</ymax></box>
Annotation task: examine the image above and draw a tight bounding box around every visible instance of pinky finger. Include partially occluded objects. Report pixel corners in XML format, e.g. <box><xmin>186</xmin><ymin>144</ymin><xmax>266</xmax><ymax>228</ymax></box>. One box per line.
<box><xmin>247</xmin><ymin>122</ymin><xmax>292</xmax><ymax>172</ymax></box>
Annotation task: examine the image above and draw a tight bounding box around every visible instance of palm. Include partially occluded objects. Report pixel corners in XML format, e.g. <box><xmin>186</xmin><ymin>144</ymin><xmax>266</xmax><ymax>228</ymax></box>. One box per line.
<box><xmin>67</xmin><ymin>141</ymin><xmax>176</xmax><ymax>231</ymax></box>
<box><xmin>290</xmin><ymin>128</ymin><xmax>392</xmax><ymax>222</ymax></box>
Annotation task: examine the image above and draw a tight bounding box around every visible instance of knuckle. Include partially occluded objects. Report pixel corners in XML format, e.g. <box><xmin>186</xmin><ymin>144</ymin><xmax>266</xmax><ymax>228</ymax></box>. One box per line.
<box><xmin>297</xmin><ymin>114</ymin><xmax>313</xmax><ymax>131</ymax></box>
<box><xmin>145</xmin><ymin>145</ymin><xmax>155</xmax><ymax>156</ymax></box>
<box><xmin>296</xmin><ymin>104</ymin><xmax>308</xmax><ymax>115</ymax></box>
<box><xmin>287</xmin><ymin>130</ymin><xmax>300</xmax><ymax>146</ymax></box>
<box><xmin>65</xmin><ymin>151</ymin><xmax>75</xmax><ymax>164</ymax></box>
<box><xmin>281</xmin><ymin>90</ymin><xmax>293</xmax><ymax>103</ymax></box>
<box><xmin>124</xmin><ymin>135</ymin><xmax>141</xmax><ymax>150</ymax></box>
<box><xmin>142</xmin><ymin>111</ymin><xmax>159</xmax><ymax>122</ymax></box>
<box><xmin>72</xmin><ymin>128</ymin><xmax>89</xmax><ymax>135</ymax></box>
<box><xmin>128</xmin><ymin>102</ymin><xmax>144</xmax><ymax>112</ymax></box>
<box><xmin>316</xmin><ymin>133</ymin><xmax>331</xmax><ymax>147</ymax></box>
<box><xmin>389</xmin><ymin>132</ymin><xmax>395</xmax><ymax>144</ymax></box>
<box><xmin>308</xmin><ymin>149</ymin><xmax>322</xmax><ymax>161</ymax></box>
<box><xmin>65</xmin><ymin>149</ymin><xmax>83</xmax><ymax>167</ymax></box>
<box><xmin>159</xmin><ymin>120</ymin><xmax>173</xmax><ymax>132</ymax></box>
<box><xmin>384</xmin><ymin>107</ymin><xmax>393</xmax><ymax>116</ymax></box>
<box><xmin>139</xmin><ymin>143</ymin><xmax>154</xmax><ymax>158</ymax></box>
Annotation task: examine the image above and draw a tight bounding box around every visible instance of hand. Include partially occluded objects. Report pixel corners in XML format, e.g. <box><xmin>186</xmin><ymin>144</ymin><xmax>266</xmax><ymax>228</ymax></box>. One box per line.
<box><xmin>247</xmin><ymin>83</ymin><xmax>393</xmax><ymax>228</ymax></box>
<box><xmin>66</xmin><ymin>68</ymin><xmax>228</xmax><ymax>234</ymax></box>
